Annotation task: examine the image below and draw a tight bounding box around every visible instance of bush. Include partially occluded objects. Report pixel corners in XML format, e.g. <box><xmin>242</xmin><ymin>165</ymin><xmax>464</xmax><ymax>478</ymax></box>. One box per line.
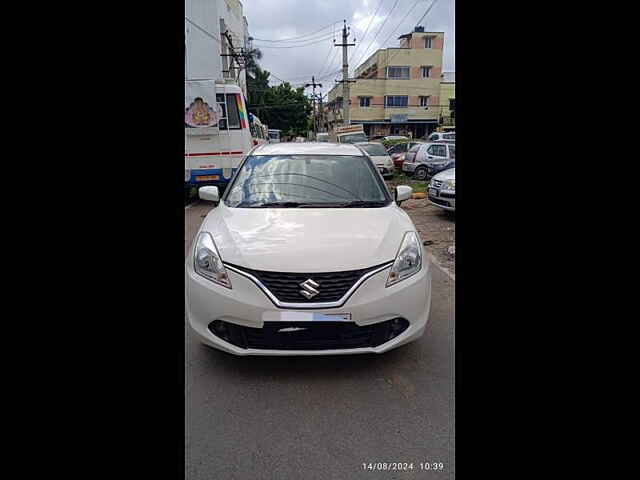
<box><xmin>381</xmin><ymin>138</ymin><xmax>411</xmax><ymax>149</ymax></box>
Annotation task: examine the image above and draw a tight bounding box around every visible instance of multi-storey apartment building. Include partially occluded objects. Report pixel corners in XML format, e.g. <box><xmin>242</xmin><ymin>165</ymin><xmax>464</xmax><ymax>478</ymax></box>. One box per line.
<box><xmin>185</xmin><ymin>0</ymin><xmax>250</xmax><ymax>98</ymax></box>
<box><xmin>327</xmin><ymin>27</ymin><xmax>447</xmax><ymax>139</ymax></box>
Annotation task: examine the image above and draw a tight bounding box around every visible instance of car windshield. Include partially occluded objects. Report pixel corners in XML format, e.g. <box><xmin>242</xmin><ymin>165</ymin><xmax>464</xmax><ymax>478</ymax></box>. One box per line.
<box><xmin>224</xmin><ymin>155</ymin><xmax>391</xmax><ymax>208</ymax></box>
<box><xmin>359</xmin><ymin>143</ymin><xmax>388</xmax><ymax>156</ymax></box>
<box><xmin>340</xmin><ymin>133</ymin><xmax>368</xmax><ymax>144</ymax></box>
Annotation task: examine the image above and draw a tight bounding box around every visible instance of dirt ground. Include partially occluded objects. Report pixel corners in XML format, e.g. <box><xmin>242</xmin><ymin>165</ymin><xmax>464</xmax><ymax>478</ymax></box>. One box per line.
<box><xmin>386</xmin><ymin>178</ymin><xmax>456</xmax><ymax>275</ymax></box>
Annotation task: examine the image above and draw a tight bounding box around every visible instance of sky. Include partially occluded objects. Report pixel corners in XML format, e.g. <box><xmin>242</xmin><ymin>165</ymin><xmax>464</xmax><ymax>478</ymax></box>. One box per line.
<box><xmin>242</xmin><ymin>0</ymin><xmax>455</xmax><ymax>98</ymax></box>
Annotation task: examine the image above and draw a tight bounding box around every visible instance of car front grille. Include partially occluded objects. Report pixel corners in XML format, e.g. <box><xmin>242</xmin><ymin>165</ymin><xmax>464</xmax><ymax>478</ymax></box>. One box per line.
<box><xmin>227</xmin><ymin>263</ymin><xmax>388</xmax><ymax>303</ymax></box>
<box><xmin>208</xmin><ymin>318</ymin><xmax>410</xmax><ymax>350</ymax></box>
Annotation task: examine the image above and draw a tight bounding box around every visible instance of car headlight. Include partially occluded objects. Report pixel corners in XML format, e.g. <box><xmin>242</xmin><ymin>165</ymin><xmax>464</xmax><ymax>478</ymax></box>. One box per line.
<box><xmin>193</xmin><ymin>232</ymin><xmax>232</xmax><ymax>288</ymax></box>
<box><xmin>443</xmin><ymin>180</ymin><xmax>455</xmax><ymax>190</ymax></box>
<box><xmin>386</xmin><ymin>231</ymin><xmax>422</xmax><ymax>287</ymax></box>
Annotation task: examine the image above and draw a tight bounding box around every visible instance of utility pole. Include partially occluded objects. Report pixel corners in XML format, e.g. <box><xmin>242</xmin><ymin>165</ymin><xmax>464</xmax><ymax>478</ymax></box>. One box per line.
<box><xmin>305</xmin><ymin>76</ymin><xmax>323</xmax><ymax>137</ymax></box>
<box><xmin>334</xmin><ymin>20</ymin><xmax>356</xmax><ymax>125</ymax></box>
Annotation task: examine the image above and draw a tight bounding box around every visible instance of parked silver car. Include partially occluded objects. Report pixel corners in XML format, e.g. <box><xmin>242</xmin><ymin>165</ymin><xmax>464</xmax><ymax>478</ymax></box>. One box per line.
<box><xmin>402</xmin><ymin>142</ymin><xmax>456</xmax><ymax>180</ymax></box>
<box><xmin>427</xmin><ymin>168</ymin><xmax>455</xmax><ymax>211</ymax></box>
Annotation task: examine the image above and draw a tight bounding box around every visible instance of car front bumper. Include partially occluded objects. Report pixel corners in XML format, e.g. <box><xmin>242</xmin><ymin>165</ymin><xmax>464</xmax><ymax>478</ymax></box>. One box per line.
<box><xmin>185</xmin><ymin>260</ymin><xmax>431</xmax><ymax>356</ymax></box>
<box><xmin>427</xmin><ymin>188</ymin><xmax>456</xmax><ymax>211</ymax></box>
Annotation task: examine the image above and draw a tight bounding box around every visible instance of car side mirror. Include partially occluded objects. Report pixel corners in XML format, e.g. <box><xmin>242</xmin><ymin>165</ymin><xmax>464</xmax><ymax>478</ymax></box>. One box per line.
<box><xmin>395</xmin><ymin>185</ymin><xmax>413</xmax><ymax>205</ymax></box>
<box><xmin>198</xmin><ymin>186</ymin><xmax>219</xmax><ymax>203</ymax></box>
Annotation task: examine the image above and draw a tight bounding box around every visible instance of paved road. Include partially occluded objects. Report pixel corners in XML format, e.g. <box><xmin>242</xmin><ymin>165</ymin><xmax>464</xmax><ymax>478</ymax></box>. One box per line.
<box><xmin>185</xmin><ymin>201</ymin><xmax>455</xmax><ymax>479</ymax></box>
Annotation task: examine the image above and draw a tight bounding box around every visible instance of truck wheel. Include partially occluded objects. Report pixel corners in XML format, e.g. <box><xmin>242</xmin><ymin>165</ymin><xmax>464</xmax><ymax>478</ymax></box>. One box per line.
<box><xmin>414</xmin><ymin>166</ymin><xmax>428</xmax><ymax>181</ymax></box>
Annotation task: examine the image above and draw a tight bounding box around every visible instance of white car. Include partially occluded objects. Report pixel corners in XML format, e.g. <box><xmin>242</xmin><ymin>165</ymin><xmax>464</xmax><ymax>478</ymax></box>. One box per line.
<box><xmin>355</xmin><ymin>142</ymin><xmax>395</xmax><ymax>178</ymax></box>
<box><xmin>186</xmin><ymin>142</ymin><xmax>432</xmax><ymax>356</ymax></box>
<box><xmin>428</xmin><ymin>168</ymin><xmax>455</xmax><ymax>211</ymax></box>
<box><xmin>426</xmin><ymin>131</ymin><xmax>455</xmax><ymax>143</ymax></box>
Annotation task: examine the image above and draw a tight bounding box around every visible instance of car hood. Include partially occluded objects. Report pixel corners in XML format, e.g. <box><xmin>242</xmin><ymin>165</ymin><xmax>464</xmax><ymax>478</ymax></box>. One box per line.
<box><xmin>198</xmin><ymin>204</ymin><xmax>416</xmax><ymax>272</ymax></box>
<box><xmin>433</xmin><ymin>168</ymin><xmax>455</xmax><ymax>181</ymax></box>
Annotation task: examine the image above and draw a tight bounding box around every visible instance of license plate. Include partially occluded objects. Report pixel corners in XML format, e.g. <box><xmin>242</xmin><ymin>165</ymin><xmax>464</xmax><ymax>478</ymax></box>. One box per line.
<box><xmin>195</xmin><ymin>175</ymin><xmax>219</xmax><ymax>182</ymax></box>
<box><xmin>262</xmin><ymin>312</ymin><xmax>352</xmax><ymax>322</ymax></box>
<box><xmin>428</xmin><ymin>188</ymin><xmax>438</xmax><ymax>197</ymax></box>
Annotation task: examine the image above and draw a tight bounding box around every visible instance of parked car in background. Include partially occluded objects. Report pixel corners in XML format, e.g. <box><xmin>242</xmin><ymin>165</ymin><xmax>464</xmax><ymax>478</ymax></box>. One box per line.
<box><xmin>268</xmin><ymin>129</ymin><xmax>281</xmax><ymax>143</ymax></box>
<box><xmin>186</xmin><ymin>142</ymin><xmax>431</xmax><ymax>355</ymax></box>
<box><xmin>383</xmin><ymin>135</ymin><xmax>409</xmax><ymax>142</ymax></box>
<box><xmin>402</xmin><ymin>142</ymin><xmax>455</xmax><ymax>180</ymax></box>
<box><xmin>386</xmin><ymin>141</ymin><xmax>426</xmax><ymax>169</ymax></box>
<box><xmin>428</xmin><ymin>168</ymin><xmax>455</xmax><ymax>212</ymax></box>
<box><xmin>294</xmin><ymin>137</ymin><xmax>306</xmax><ymax>143</ymax></box>
<box><xmin>316</xmin><ymin>132</ymin><xmax>330</xmax><ymax>142</ymax></box>
<box><xmin>426</xmin><ymin>131</ymin><xmax>455</xmax><ymax>143</ymax></box>
<box><xmin>355</xmin><ymin>142</ymin><xmax>395</xmax><ymax>179</ymax></box>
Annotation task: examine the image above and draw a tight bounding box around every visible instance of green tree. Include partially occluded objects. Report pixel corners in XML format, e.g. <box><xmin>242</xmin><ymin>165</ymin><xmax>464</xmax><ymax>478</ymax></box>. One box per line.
<box><xmin>247</xmin><ymin>71</ymin><xmax>311</xmax><ymax>137</ymax></box>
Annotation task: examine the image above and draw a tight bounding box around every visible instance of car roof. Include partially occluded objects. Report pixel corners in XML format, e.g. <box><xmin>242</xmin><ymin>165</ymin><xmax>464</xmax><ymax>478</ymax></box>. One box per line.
<box><xmin>251</xmin><ymin>142</ymin><xmax>364</xmax><ymax>156</ymax></box>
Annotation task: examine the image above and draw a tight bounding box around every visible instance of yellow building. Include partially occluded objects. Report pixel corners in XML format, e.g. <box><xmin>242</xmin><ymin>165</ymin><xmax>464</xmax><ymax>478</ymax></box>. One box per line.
<box><xmin>327</xmin><ymin>27</ymin><xmax>451</xmax><ymax>139</ymax></box>
<box><xmin>439</xmin><ymin>72</ymin><xmax>455</xmax><ymax>129</ymax></box>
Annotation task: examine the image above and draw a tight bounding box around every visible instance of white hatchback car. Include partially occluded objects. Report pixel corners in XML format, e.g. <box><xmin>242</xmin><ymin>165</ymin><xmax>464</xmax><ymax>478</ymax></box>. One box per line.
<box><xmin>355</xmin><ymin>141</ymin><xmax>395</xmax><ymax>178</ymax></box>
<box><xmin>186</xmin><ymin>142</ymin><xmax>432</xmax><ymax>356</ymax></box>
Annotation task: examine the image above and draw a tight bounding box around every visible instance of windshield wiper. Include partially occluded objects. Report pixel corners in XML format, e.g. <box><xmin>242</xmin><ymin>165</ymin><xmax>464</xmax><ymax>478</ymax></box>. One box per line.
<box><xmin>249</xmin><ymin>201</ymin><xmax>307</xmax><ymax>208</ymax></box>
<box><xmin>309</xmin><ymin>200</ymin><xmax>388</xmax><ymax>208</ymax></box>
<box><xmin>341</xmin><ymin>200</ymin><xmax>388</xmax><ymax>208</ymax></box>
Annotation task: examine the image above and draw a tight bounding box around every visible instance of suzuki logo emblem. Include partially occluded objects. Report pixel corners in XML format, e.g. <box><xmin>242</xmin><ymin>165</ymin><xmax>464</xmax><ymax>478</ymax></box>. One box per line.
<box><xmin>299</xmin><ymin>278</ymin><xmax>320</xmax><ymax>299</ymax></box>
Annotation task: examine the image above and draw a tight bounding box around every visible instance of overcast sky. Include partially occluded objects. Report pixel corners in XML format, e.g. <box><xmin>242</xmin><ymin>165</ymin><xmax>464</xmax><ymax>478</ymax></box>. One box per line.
<box><xmin>243</xmin><ymin>0</ymin><xmax>455</xmax><ymax>97</ymax></box>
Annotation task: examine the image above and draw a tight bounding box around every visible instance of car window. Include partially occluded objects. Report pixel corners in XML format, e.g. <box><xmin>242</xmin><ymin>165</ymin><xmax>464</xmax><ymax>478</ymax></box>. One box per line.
<box><xmin>449</xmin><ymin>145</ymin><xmax>455</xmax><ymax>158</ymax></box>
<box><xmin>428</xmin><ymin>144</ymin><xmax>446</xmax><ymax>157</ymax></box>
<box><xmin>225</xmin><ymin>155</ymin><xmax>391</xmax><ymax>207</ymax></box>
<box><xmin>359</xmin><ymin>144</ymin><xmax>388</xmax><ymax>156</ymax></box>
<box><xmin>443</xmin><ymin>133</ymin><xmax>455</xmax><ymax>140</ymax></box>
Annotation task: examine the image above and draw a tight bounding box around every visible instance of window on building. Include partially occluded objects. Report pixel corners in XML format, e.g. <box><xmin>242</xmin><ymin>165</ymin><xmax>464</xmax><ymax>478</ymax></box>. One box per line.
<box><xmin>420</xmin><ymin>96</ymin><xmax>430</xmax><ymax>108</ymax></box>
<box><xmin>359</xmin><ymin>96</ymin><xmax>371</xmax><ymax>107</ymax></box>
<box><xmin>385</xmin><ymin>96</ymin><xmax>408</xmax><ymax>107</ymax></box>
<box><xmin>386</xmin><ymin>66</ymin><xmax>410</xmax><ymax>79</ymax></box>
<box><xmin>421</xmin><ymin>66</ymin><xmax>432</xmax><ymax>78</ymax></box>
<box><xmin>425</xmin><ymin>36</ymin><xmax>433</xmax><ymax>48</ymax></box>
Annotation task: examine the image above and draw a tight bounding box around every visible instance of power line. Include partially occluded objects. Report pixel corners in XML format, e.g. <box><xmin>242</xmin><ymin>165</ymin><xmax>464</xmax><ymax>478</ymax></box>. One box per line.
<box><xmin>385</xmin><ymin>0</ymin><xmax>442</xmax><ymax>65</ymax></box>
<box><xmin>348</xmin><ymin>0</ymin><xmax>384</xmax><ymax>72</ymax></box>
<box><xmin>251</xmin><ymin>21</ymin><xmax>339</xmax><ymax>42</ymax></box>
<box><xmin>378</xmin><ymin>0</ymin><xmax>422</xmax><ymax>51</ymax></box>
<box><xmin>254</xmin><ymin>34</ymin><xmax>337</xmax><ymax>49</ymax></box>
<box><xmin>185</xmin><ymin>16</ymin><xmax>221</xmax><ymax>44</ymax></box>
<box><xmin>252</xmin><ymin>30</ymin><xmax>337</xmax><ymax>45</ymax></box>
<box><xmin>351</xmin><ymin>0</ymin><xmax>400</xmax><ymax>71</ymax></box>
<box><xmin>416</xmin><ymin>0</ymin><xmax>440</xmax><ymax>26</ymax></box>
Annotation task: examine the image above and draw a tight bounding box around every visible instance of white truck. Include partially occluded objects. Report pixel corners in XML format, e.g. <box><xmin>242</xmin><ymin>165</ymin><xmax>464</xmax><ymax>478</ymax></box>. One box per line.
<box><xmin>331</xmin><ymin>124</ymin><xmax>368</xmax><ymax>144</ymax></box>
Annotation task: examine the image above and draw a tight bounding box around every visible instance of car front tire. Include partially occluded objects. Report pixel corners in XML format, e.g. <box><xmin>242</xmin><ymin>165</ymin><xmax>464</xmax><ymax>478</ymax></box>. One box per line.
<box><xmin>414</xmin><ymin>166</ymin><xmax>428</xmax><ymax>181</ymax></box>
